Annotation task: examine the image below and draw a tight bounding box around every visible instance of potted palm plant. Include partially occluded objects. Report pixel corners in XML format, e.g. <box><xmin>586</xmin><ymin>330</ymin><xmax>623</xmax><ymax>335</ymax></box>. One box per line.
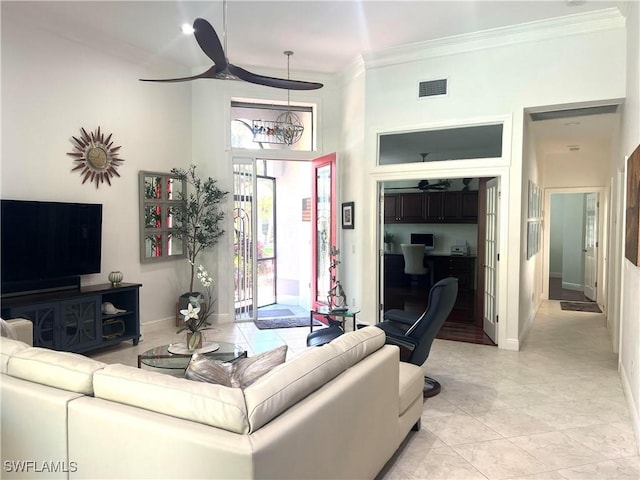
<box><xmin>171</xmin><ymin>164</ymin><xmax>228</xmax><ymax>349</ymax></box>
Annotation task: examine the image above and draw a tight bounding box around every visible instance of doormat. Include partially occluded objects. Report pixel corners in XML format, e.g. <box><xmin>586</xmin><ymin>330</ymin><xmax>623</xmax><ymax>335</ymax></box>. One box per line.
<box><xmin>255</xmin><ymin>317</ymin><xmax>321</xmax><ymax>330</ymax></box>
<box><xmin>257</xmin><ymin>309</ymin><xmax>294</xmax><ymax>318</ymax></box>
<box><xmin>560</xmin><ymin>301</ymin><xmax>602</xmax><ymax>313</ymax></box>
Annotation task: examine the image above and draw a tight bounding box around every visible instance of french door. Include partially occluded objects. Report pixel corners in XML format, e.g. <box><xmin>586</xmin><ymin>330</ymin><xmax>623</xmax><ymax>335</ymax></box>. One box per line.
<box><xmin>233</xmin><ymin>159</ymin><xmax>276</xmax><ymax>319</ymax></box>
<box><xmin>483</xmin><ymin>177</ymin><xmax>499</xmax><ymax>344</ymax></box>
<box><xmin>311</xmin><ymin>153</ymin><xmax>337</xmax><ymax>310</ymax></box>
<box><xmin>583</xmin><ymin>193</ymin><xmax>598</xmax><ymax>301</ymax></box>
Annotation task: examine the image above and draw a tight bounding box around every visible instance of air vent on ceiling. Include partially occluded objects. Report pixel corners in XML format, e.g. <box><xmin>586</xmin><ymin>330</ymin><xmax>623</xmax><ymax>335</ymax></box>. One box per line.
<box><xmin>419</xmin><ymin>79</ymin><xmax>447</xmax><ymax>98</ymax></box>
<box><xmin>530</xmin><ymin>105</ymin><xmax>618</xmax><ymax>121</ymax></box>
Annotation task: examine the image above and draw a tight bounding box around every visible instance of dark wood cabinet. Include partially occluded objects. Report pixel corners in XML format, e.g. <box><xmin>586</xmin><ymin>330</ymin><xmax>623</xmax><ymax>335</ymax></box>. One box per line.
<box><xmin>424</xmin><ymin>192</ymin><xmax>460</xmax><ymax>222</ymax></box>
<box><xmin>1</xmin><ymin>283</ymin><xmax>141</xmax><ymax>353</ymax></box>
<box><xmin>385</xmin><ymin>191</ymin><xmax>478</xmax><ymax>224</ymax></box>
<box><xmin>460</xmin><ymin>191</ymin><xmax>479</xmax><ymax>221</ymax></box>
<box><xmin>384</xmin><ymin>193</ymin><xmax>425</xmax><ymax>223</ymax></box>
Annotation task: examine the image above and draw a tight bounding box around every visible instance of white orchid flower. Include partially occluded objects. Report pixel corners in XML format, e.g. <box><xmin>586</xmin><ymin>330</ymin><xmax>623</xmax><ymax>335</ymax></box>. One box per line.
<box><xmin>180</xmin><ymin>302</ymin><xmax>200</xmax><ymax>322</ymax></box>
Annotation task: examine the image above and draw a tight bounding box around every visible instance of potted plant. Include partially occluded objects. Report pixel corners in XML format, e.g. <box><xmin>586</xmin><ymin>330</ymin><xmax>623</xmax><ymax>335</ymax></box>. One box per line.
<box><xmin>384</xmin><ymin>232</ymin><xmax>394</xmax><ymax>252</ymax></box>
<box><xmin>171</xmin><ymin>165</ymin><xmax>228</xmax><ymax>348</ymax></box>
<box><xmin>177</xmin><ymin>265</ymin><xmax>216</xmax><ymax>350</ymax></box>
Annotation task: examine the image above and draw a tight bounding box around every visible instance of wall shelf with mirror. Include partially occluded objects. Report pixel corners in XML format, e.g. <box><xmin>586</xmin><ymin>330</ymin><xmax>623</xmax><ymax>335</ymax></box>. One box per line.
<box><xmin>138</xmin><ymin>171</ymin><xmax>186</xmax><ymax>263</ymax></box>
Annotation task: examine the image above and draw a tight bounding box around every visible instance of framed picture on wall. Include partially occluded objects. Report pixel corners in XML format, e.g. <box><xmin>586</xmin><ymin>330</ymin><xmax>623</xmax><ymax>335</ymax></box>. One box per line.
<box><xmin>625</xmin><ymin>144</ymin><xmax>640</xmax><ymax>265</ymax></box>
<box><xmin>342</xmin><ymin>202</ymin><xmax>354</xmax><ymax>229</ymax></box>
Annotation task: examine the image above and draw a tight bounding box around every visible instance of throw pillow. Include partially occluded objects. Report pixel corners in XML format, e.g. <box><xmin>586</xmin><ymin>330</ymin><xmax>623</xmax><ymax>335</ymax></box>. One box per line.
<box><xmin>0</xmin><ymin>318</ymin><xmax>16</xmax><ymax>340</ymax></box>
<box><xmin>185</xmin><ymin>345</ymin><xmax>287</xmax><ymax>389</ymax></box>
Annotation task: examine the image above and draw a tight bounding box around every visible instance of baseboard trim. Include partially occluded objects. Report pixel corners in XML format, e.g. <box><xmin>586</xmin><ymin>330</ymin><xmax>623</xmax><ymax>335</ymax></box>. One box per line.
<box><xmin>619</xmin><ymin>361</ymin><xmax>640</xmax><ymax>454</ymax></box>
<box><xmin>561</xmin><ymin>281</ymin><xmax>583</xmax><ymax>291</ymax></box>
<box><xmin>503</xmin><ymin>337</ymin><xmax>519</xmax><ymax>351</ymax></box>
<box><xmin>518</xmin><ymin>303</ymin><xmax>538</xmax><ymax>349</ymax></box>
<box><xmin>141</xmin><ymin>316</ymin><xmax>174</xmax><ymax>333</ymax></box>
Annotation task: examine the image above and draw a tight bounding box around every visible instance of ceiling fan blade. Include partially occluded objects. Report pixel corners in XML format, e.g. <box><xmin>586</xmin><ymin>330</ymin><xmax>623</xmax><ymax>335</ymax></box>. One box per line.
<box><xmin>228</xmin><ymin>64</ymin><xmax>323</xmax><ymax>90</ymax></box>
<box><xmin>139</xmin><ymin>65</ymin><xmax>220</xmax><ymax>83</ymax></box>
<box><xmin>193</xmin><ymin>18</ymin><xmax>227</xmax><ymax>70</ymax></box>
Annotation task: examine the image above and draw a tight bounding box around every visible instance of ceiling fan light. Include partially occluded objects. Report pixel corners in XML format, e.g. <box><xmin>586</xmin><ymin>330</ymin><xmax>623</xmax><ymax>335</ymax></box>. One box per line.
<box><xmin>181</xmin><ymin>23</ymin><xmax>195</xmax><ymax>35</ymax></box>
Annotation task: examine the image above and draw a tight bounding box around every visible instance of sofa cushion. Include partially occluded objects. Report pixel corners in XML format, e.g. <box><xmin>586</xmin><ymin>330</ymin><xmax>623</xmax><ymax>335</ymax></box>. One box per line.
<box><xmin>185</xmin><ymin>345</ymin><xmax>287</xmax><ymax>388</ymax></box>
<box><xmin>7</xmin><ymin>347</ymin><xmax>106</xmax><ymax>395</ymax></box>
<box><xmin>244</xmin><ymin>327</ymin><xmax>386</xmax><ymax>432</ymax></box>
<box><xmin>0</xmin><ymin>336</ymin><xmax>30</xmax><ymax>374</ymax></box>
<box><xmin>398</xmin><ymin>362</ymin><xmax>425</xmax><ymax>415</ymax></box>
<box><xmin>93</xmin><ymin>364</ymin><xmax>250</xmax><ymax>434</ymax></box>
<box><xmin>329</xmin><ymin>326</ymin><xmax>386</xmax><ymax>367</ymax></box>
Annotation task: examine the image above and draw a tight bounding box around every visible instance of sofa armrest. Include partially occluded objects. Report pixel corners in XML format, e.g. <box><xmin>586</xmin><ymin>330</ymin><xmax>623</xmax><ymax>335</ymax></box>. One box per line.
<box><xmin>5</xmin><ymin>318</ymin><xmax>33</xmax><ymax>346</ymax></box>
<box><xmin>381</xmin><ymin>332</ymin><xmax>417</xmax><ymax>362</ymax></box>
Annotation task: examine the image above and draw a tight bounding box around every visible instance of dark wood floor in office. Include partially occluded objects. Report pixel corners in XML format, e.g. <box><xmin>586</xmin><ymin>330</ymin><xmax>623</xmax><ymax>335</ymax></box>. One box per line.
<box><xmin>386</xmin><ymin>286</ymin><xmax>496</xmax><ymax>346</ymax></box>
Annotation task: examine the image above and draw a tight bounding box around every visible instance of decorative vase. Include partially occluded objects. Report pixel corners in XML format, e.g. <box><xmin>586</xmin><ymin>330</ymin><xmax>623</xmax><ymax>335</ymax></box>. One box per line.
<box><xmin>186</xmin><ymin>331</ymin><xmax>203</xmax><ymax>351</ymax></box>
<box><xmin>108</xmin><ymin>271</ymin><xmax>123</xmax><ymax>287</ymax></box>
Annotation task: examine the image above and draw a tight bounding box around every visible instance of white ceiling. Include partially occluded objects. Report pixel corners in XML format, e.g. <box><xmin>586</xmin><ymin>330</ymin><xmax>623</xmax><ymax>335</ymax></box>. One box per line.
<box><xmin>2</xmin><ymin>0</ymin><xmax>623</xmax><ymax>159</ymax></box>
<box><xmin>3</xmin><ymin>0</ymin><xmax>619</xmax><ymax>74</ymax></box>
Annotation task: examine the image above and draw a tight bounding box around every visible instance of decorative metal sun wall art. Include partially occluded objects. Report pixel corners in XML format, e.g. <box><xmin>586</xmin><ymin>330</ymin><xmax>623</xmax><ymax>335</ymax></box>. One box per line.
<box><xmin>67</xmin><ymin>126</ymin><xmax>124</xmax><ymax>188</ymax></box>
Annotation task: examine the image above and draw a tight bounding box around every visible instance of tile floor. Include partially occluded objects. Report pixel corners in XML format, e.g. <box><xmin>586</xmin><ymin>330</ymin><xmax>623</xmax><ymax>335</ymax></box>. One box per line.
<box><xmin>88</xmin><ymin>300</ymin><xmax>639</xmax><ymax>480</ymax></box>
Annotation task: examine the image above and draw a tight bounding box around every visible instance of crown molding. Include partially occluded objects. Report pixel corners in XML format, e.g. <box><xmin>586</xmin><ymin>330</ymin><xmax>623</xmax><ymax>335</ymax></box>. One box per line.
<box><xmin>363</xmin><ymin>8</ymin><xmax>626</xmax><ymax>70</ymax></box>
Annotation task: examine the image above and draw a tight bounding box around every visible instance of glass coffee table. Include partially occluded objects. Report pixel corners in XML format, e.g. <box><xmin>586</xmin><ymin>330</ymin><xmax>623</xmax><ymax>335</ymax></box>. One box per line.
<box><xmin>137</xmin><ymin>341</ymin><xmax>247</xmax><ymax>371</ymax></box>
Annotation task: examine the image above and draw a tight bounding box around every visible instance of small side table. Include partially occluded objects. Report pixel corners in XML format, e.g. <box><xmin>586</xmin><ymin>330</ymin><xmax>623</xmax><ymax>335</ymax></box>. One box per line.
<box><xmin>309</xmin><ymin>307</ymin><xmax>360</xmax><ymax>333</ymax></box>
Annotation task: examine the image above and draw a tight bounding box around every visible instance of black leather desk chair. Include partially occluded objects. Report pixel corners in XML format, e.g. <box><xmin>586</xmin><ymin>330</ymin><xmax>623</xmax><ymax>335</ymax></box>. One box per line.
<box><xmin>378</xmin><ymin>277</ymin><xmax>458</xmax><ymax>397</ymax></box>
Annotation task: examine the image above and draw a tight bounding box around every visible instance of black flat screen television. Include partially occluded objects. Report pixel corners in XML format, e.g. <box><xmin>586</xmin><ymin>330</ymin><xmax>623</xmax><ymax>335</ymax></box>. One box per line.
<box><xmin>1</xmin><ymin>199</ymin><xmax>102</xmax><ymax>294</ymax></box>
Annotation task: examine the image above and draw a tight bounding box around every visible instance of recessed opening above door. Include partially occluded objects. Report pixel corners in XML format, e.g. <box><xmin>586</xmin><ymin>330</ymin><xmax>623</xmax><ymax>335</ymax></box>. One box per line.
<box><xmin>379</xmin><ymin>124</ymin><xmax>503</xmax><ymax>165</ymax></box>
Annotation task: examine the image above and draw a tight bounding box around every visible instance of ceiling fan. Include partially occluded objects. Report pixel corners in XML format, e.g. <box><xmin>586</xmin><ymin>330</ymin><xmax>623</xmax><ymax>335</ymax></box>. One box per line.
<box><xmin>140</xmin><ymin>7</ymin><xmax>323</xmax><ymax>90</ymax></box>
<box><xmin>386</xmin><ymin>179</ymin><xmax>452</xmax><ymax>191</ymax></box>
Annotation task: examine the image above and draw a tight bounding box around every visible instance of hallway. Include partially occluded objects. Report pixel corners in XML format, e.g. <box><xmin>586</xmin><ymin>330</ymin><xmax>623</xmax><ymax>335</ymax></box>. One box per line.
<box><xmin>379</xmin><ymin>300</ymin><xmax>638</xmax><ymax>479</ymax></box>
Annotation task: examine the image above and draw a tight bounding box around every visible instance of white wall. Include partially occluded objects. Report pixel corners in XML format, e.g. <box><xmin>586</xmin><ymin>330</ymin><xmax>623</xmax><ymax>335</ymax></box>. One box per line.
<box><xmin>337</xmin><ymin>63</ymin><xmax>366</xmax><ymax>311</ymax></box>
<box><xmin>520</xmin><ymin>115</ymin><xmax>543</xmax><ymax>342</ymax></box>
<box><xmin>356</xmin><ymin>12</ymin><xmax>626</xmax><ymax>348</ymax></box>
<box><xmin>617</xmin><ymin>0</ymin><xmax>640</xmax><ymax>454</ymax></box>
<box><xmin>1</xmin><ymin>9</ymin><xmax>193</xmax><ymax>326</ymax></box>
<box><xmin>384</xmin><ymin>224</ymin><xmax>478</xmax><ymax>256</ymax></box>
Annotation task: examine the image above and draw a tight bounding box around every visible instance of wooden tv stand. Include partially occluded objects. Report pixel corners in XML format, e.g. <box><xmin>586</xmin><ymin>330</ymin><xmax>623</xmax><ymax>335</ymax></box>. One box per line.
<box><xmin>1</xmin><ymin>283</ymin><xmax>141</xmax><ymax>353</ymax></box>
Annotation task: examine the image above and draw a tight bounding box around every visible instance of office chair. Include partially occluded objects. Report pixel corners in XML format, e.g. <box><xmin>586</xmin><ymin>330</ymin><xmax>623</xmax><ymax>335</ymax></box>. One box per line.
<box><xmin>378</xmin><ymin>277</ymin><xmax>458</xmax><ymax>397</ymax></box>
<box><xmin>400</xmin><ymin>243</ymin><xmax>428</xmax><ymax>289</ymax></box>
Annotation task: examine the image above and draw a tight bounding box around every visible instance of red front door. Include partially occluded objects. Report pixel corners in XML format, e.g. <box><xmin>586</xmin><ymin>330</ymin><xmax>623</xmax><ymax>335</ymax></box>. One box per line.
<box><xmin>311</xmin><ymin>153</ymin><xmax>337</xmax><ymax>310</ymax></box>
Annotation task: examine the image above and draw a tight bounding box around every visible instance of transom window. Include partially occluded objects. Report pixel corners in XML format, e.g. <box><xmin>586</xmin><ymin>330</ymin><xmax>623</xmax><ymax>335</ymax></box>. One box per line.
<box><xmin>231</xmin><ymin>100</ymin><xmax>314</xmax><ymax>151</ymax></box>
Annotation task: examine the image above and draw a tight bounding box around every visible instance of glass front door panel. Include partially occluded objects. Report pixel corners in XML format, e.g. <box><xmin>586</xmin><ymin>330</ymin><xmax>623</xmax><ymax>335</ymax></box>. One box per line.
<box><xmin>234</xmin><ymin>163</ymin><xmax>255</xmax><ymax>318</ymax></box>
<box><xmin>315</xmin><ymin>164</ymin><xmax>331</xmax><ymax>304</ymax></box>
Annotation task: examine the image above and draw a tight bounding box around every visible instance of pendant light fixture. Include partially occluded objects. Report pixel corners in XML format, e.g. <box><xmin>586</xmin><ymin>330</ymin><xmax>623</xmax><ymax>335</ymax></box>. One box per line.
<box><xmin>275</xmin><ymin>51</ymin><xmax>304</xmax><ymax>145</ymax></box>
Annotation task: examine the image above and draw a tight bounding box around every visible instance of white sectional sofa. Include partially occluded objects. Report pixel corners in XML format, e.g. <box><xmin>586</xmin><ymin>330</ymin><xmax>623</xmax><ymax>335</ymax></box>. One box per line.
<box><xmin>1</xmin><ymin>325</ymin><xmax>424</xmax><ymax>479</ymax></box>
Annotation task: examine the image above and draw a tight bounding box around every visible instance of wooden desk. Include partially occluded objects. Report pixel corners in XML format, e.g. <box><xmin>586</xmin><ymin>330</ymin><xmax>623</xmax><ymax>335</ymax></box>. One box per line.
<box><xmin>383</xmin><ymin>254</ymin><xmax>476</xmax><ymax>322</ymax></box>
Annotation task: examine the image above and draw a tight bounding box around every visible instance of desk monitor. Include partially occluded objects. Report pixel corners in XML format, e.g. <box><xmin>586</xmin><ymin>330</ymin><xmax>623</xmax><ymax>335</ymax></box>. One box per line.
<box><xmin>411</xmin><ymin>233</ymin><xmax>434</xmax><ymax>251</ymax></box>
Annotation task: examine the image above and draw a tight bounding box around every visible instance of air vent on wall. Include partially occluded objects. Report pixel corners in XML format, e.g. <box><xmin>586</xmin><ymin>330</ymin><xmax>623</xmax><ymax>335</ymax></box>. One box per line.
<box><xmin>419</xmin><ymin>78</ymin><xmax>447</xmax><ymax>98</ymax></box>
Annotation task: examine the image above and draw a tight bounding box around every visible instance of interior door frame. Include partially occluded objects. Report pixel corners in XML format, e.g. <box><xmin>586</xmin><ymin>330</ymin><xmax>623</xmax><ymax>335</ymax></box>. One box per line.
<box><xmin>373</xmin><ymin>171</ymin><xmax>508</xmax><ymax>348</ymax></box>
<box><xmin>542</xmin><ymin>186</ymin><xmax>608</xmax><ymax>307</ymax></box>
